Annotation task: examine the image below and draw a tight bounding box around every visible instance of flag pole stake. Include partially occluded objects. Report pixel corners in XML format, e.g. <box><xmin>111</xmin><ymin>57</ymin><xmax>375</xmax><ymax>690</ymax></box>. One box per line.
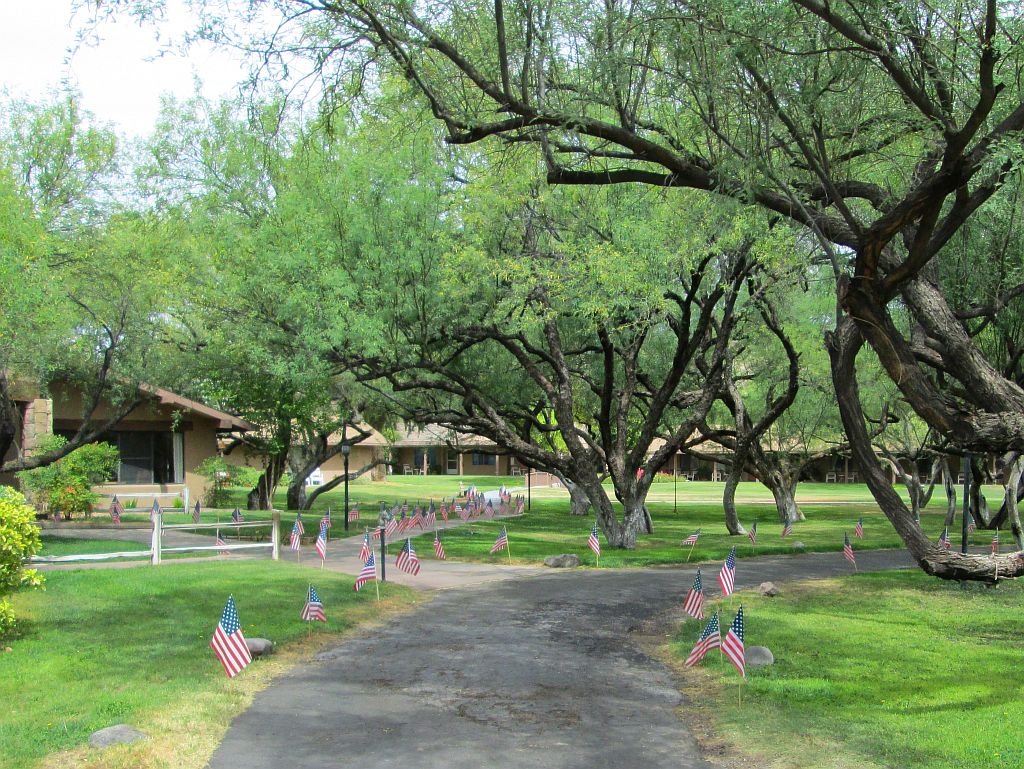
<box><xmin>374</xmin><ymin>576</ymin><xmax>381</xmax><ymax>602</ymax></box>
<box><xmin>687</xmin><ymin>542</ymin><xmax>695</xmax><ymax>562</ymax></box>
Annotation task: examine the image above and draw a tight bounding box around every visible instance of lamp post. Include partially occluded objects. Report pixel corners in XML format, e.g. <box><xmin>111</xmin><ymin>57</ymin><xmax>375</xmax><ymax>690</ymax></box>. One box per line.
<box><xmin>342</xmin><ymin>441</ymin><xmax>351</xmax><ymax>532</ymax></box>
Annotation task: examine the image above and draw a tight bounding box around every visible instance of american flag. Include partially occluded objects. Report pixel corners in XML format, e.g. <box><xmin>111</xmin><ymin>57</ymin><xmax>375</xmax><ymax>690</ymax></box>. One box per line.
<box><xmin>490</xmin><ymin>527</ymin><xmax>509</xmax><ymax>554</ymax></box>
<box><xmin>395</xmin><ymin>538</ymin><xmax>421</xmax><ymax>576</ymax></box>
<box><xmin>440</xmin><ymin>501</ymin><xmax>449</xmax><ymax>522</ymax></box>
<box><xmin>992</xmin><ymin>529</ymin><xmax>999</xmax><ymax>555</ymax></box>
<box><xmin>718</xmin><ymin>546</ymin><xmax>737</xmax><ymax>597</ymax></box>
<box><xmin>515</xmin><ymin>496</ymin><xmax>525</xmax><ymax>514</ymax></box>
<box><xmin>781</xmin><ymin>518</ymin><xmax>793</xmax><ymax>537</ymax></box>
<box><xmin>359</xmin><ymin>531</ymin><xmax>371</xmax><ymax>562</ymax></box>
<box><xmin>401</xmin><ymin>501</ymin><xmax>409</xmax><ymax>514</ymax></box>
<box><xmin>456</xmin><ymin>502</ymin><xmax>468</xmax><ymax>521</ymax></box>
<box><xmin>843</xmin><ymin>532</ymin><xmax>856</xmax><ymax>565</ymax></box>
<box><xmin>967</xmin><ymin>512</ymin><xmax>977</xmax><ymax>533</ymax></box>
<box><xmin>192</xmin><ymin>500</ymin><xmax>202</xmax><ymax>524</ymax></box>
<box><xmin>682</xmin><ymin>529</ymin><xmax>701</xmax><ymax>546</ymax></box>
<box><xmin>210</xmin><ymin>595</ymin><xmax>252</xmax><ymax>678</ymax></box>
<box><xmin>939</xmin><ymin>527</ymin><xmax>951</xmax><ymax>549</ymax></box>
<box><xmin>372</xmin><ymin>526</ymin><xmax>383</xmax><ymax>540</ymax></box>
<box><xmin>323</xmin><ymin>507</ymin><xmax>333</xmax><ymax>528</ymax></box>
<box><xmin>216</xmin><ymin>530</ymin><xmax>230</xmax><ymax>555</ymax></box>
<box><xmin>110</xmin><ymin>495</ymin><xmax>123</xmax><ymax>524</ymax></box>
<box><xmin>354</xmin><ymin>553</ymin><xmax>377</xmax><ymax>592</ymax></box>
<box><xmin>722</xmin><ymin>607</ymin><xmax>746</xmax><ymax>677</ymax></box>
<box><xmin>682</xmin><ymin>569</ymin><xmax>705</xmax><ymax>619</ymax></box>
<box><xmin>301</xmin><ymin>585</ymin><xmax>327</xmax><ymax>622</ymax></box>
<box><xmin>294</xmin><ymin>512</ymin><xmax>305</xmax><ymax>535</ymax></box>
<box><xmin>385</xmin><ymin>516</ymin><xmax>398</xmax><ymax>539</ymax></box>
<box><xmin>684</xmin><ymin>612</ymin><xmax>721</xmax><ymax>668</ymax></box>
<box><xmin>588</xmin><ymin>524</ymin><xmax>601</xmax><ymax>557</ymax></box>
<box><xmin>349</xmin><ymin>505</ymin><xmax>359</xmax><ymax>521</ymax></box>
<box><xmin>150</xmin><ymin>500</ymin><xmax>161</xmax><ymax>520</ymax></box>
<box><xmin>485</xmin><ymin>500</ymin><xmax>495</xmax><ymax>519</ymax></box>
<box><xmin>289</xmin><ymin>519</ymin><xmax>302</xmax><ymax>552</ymax></box>
<box><xmin>426</xmin><ymin>502</ymin><xmax>436</xmax><ymax>527</ymax></box>
<box><xmin>315</xmin><ymin>520</ymin><xmax>328</xmax><ymax>561</ymax></box>
<box><xmin>434</xmin><ymin>532</ymin><xmax>446</xmax><ymax>560</ymax></box>
<box><xmin>232</xmin><ymin>507</ymin><xmax>244</xmax><ymax>523</ymax></box>
<box><xmin>747</xmin><ymin>521</ymin><xmax>757</xmax><ymax>546</ymax></box>
<box><xmin>855</xmin><ymin>516</ymin><xmax>864</xmax><ymax>539</ymax></box>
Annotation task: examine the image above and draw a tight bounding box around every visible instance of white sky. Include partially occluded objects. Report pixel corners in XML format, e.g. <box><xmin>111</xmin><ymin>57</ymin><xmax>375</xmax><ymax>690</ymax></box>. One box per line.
<box><xmin>0</xmin><ymin>2</ymin><xmax>251</xmax><ymax>139</ymax></box>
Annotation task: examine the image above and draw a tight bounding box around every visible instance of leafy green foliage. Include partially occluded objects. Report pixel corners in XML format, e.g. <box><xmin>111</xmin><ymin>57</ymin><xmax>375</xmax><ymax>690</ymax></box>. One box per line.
<box><xmin>16</xmin><ymin>436</ymin><xmax>119</xmax><ymax>519</ymax></box>
<box><xmin>194</xmin><ymin>456</ymin><xmax>251</xmax><ymax>507</ymax></box>
<box><xmin>0</xmin><ymin>486</ymin><xmax>43</xmax><ymax>637</ymax></box>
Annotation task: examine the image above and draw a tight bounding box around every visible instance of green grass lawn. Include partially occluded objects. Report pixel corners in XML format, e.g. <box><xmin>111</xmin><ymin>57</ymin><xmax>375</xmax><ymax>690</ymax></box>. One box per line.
<box><xmin>400</xmin><ymin>487</ymin><xmax>1005</xmax><ymax>568</ymax></box>
<box><xmin>673</xmin><ymin>571</ymin><xmax>1024</xmax><ymax>769</ymax></box>
<box><xmin>1</xmin><ymin>561</ymin><xmax>413</xmax><ymax>769</ymax></box>
<box><xmin>37</xmin><ymin>535</ymin><xmax>150</xmax><ymax>558</ymax></box>
<box><xmin>58</xmin><ymin>478</ymin><xmax>1008</xmax><ymax>566</ymax></box>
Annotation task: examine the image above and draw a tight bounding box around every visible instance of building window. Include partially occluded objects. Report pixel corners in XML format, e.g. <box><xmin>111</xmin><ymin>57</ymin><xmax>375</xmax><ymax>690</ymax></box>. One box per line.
<box><xmin>471</xmin><ymin>452</ymin><xmax>495</xmax><ymax>466</ymax></box>
<box><xmin>60</xmin><ymin>430</ymin><xmax>181</xmax><ymax>485</ymax></box>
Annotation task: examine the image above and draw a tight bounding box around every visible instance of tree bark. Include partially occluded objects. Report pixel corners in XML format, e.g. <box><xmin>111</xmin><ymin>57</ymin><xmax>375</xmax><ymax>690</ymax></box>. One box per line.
<box><xmin>763</xmin><ymin>469</ymin><xmax>803</xmax><ymax>524</ymax></box>
<box><xmin>829</xmin><ymin>314</ymin><xmax>1024</xmax><ymax>582</ymax></box>
<box><xmin>722</xmin><ymin>468</ymin><xmax>747</xmax><ymax>535</ymax></box>
<box><xmin>561</xmin><ymin>477</ymin><xmax>592</xmax><ymax>516</ymax></box>
<box><xmin>247</xmin><ymin>450</ymin><xmax>286</xmax><ymax>510</ymax></box>
<box><xmin>1005</xmin><ymin>456</ymin><xmax>1024</xmax><ymax>550</ymax></box>
<box><xmin>941</xmin><ymin>458</ymin><xmax>958</xmax><ymax>528</ymax></box>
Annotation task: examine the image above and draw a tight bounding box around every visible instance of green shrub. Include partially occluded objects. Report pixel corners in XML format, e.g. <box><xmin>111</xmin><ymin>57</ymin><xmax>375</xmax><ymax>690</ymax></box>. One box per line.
<box><xmin>0</xmin><ymin>486</ymin><xmax>43</xmax><ymax>637</ymax></box>
<box><xmin>195</xmin><ymin>456</ymin><xmax>248</xmax><ymax>507</ymax></box>
<box><xmin>17</xmin><ymin>436</ymin><xmax>119</xmax><ymax>519</ymax></box>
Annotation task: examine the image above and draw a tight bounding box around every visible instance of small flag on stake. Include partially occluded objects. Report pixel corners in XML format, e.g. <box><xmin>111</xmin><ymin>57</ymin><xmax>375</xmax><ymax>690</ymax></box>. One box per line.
<box><xmin>289</xmin><ymin>519</ymin><xmax>302</xmax><ymax>552</ymax></box>
<box><xmin>315</xmin><ymin>519</ymin><xmax>328</xmax><ymax>561</ymax></box>
<box><xmin>855</xmin><ymin>516</ymin><xmax>864</xmax><ymax>539</ymax></box>
<box><xmin>434</xmin><ymin>532</ymin><xmax>446</xmax><ymax>560</ymax></box>
<box><xmin>588</xmin><ymin>524</ymin><xmax>601</xmax><ymax>563</ymax></box>
<box><xmin>193</xmin><ymin>500</ymin><xmax>202</xmax><ymax>524</ymax></box>
<box><xmin>682</xmin><ymin>569</ymin><xmax>705</xmax><ymax>619</ymax></box>
<box><xmin>216</xmin><ymin>530</ymin><xmax>230</xmax><ymax>555</ymax></box>
<box><xmin>301</xmin><ymin>585</ymin><xmax>327</xmax><ymax>622</ymax></box>
<box><xmin>747</xmin><ymin>521</ymin><xmax>757</xmax><ymax>547</ymax></box>
<box><xmin>110</xmin><ymin>495</ymin><xmax>123</xmax><ymax>524</ymax></box>
<box><xmin>354</xmin><ymin>553</ymin><xmax>377</xmax><ymax>592</ymax></box>
<box><xmin>718</xmin><ymin>546</ymin><xmax>737</xmax><ymax>597</ymax></box>
<box><xmin>359</xmin><ymin>531</ymin><xmax>371</xmax><ymax>562</ymax></box>
<box><xmin>844</xmin><ymin>532</ymin><xmax>857</xmax><ymax>568</ymax></box>
<box><xmin>781</xmin><ymin>518</ymin><xmax>793</xmax><ymax>537</ymax></box>
<box><xmin>722</xmin><ymin>607</ymin><xmax>746</xmax><ymax>678</ymax></box>
<box><xmin>684</xmin><ymin>611</ymin><xmax>721</xmax><ymax>668</ymax></box>
<box><xmin>232</xmin><ymin>507</ymin><xmax>244</xmax><ymax>523</ymax></box>
<box><xmin>939</xmin><ymin>527</ymin><xmax>951</xmax><ymax>549</ymax></box>
<box><xmin>490</xmin><ymin>527</ymin><xmax>509</xmax><ymax>554</ymax></box>
<box><xmin>210</xmin><ymin>595</ymin><xmax>252</xmax><ymax>678</ymax></box>
<box><xmin>395</xmin><ymin>538</ymin><xmax>421</xmax><ymax>576</ymax></box>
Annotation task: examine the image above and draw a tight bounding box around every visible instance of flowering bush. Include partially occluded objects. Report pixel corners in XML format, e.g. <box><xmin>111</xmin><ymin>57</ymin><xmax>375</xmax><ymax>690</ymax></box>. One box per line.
<box><xmin>0</xmin><ymin>486</ymin><xmax>43</xmax><ymax>637</ymax></box>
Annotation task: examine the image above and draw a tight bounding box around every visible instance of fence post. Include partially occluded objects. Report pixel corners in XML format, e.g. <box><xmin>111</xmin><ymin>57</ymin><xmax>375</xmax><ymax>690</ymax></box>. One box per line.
<box><xmin>152</xmin><ymin>512</ymin><xmax>162</xmax><ymax>565</ymax></box>
<box><xmin>271</xmin><ymin>510</ymin><xmax>281</xmax><ymax>561</ymax></box>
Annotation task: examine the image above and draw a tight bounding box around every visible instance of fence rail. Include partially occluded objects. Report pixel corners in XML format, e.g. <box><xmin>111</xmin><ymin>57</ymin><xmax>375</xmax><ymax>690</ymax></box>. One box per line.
<box><xmin>31</xmin><ymin>511</ymin><xmax>281</xmax><ymax>566</ymax></box>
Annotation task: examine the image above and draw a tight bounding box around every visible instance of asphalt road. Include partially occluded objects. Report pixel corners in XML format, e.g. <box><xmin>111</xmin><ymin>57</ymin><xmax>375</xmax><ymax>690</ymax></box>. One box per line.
<box><xmin>207</xmin><ymin>548</ymin><xmax>914</xmax><ymax>769</ymax></box>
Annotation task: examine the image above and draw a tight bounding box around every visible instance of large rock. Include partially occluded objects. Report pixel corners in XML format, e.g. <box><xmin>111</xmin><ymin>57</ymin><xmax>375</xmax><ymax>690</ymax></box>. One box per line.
<box><xmin>790</xmin><ymin>540</ymin><xmax>806</xmax><ymax>550</ymax></box>
<box><xmin>246</xmin><ymin>637</ymin><xmax>274</xmax><ymax>657</ymax></box>
<box><xmin>747</xmin><ymin>646</ymin><xmax>775</xmax><ymax>668</ymax></box>
<box><xmin>543</xmin><ymin>554</ymin><xmax>581</xmax><ymax>568</ymax></box>
<box><xmin>758</xmin><ymin>581</ymin><xmax>780</xmax><ymax>597</ymax></box>
<box><xmin>89</xmin><ymin>725</ymin><xmax>147</xmax><ymax>748</ymax></box>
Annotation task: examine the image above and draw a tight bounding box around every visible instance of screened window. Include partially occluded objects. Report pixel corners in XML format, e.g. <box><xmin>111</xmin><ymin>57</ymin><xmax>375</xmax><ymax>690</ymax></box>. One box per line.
<box><xmin>471</xmin><ymin>452</ymin><xmax>496</xmax><ymax>466</ymax></box>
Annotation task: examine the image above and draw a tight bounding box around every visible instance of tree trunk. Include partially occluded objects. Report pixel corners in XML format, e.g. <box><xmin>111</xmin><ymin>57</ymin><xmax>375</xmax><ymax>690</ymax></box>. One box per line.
<box><xmin>941</xmin><ymin>458</ymin><xmax>958</xmax><ymax>528</ymax></box>
<box><xmin>247</xmin><ymin>452</ymin><xmax>286</xmax><ymax>510</ymax></box>
<box><xmin>765</xmin><ymin>473</ymin><xmax>803</xmax><ymax>524</ymax></box>
<box><xmin>1005</xmin><ymin>456</ymin><xmax>1024</xmax><ymax>550</ymax></box>
<box><xmin>829</xmin><ymin>315</ymin><xmax>1024</xmax><ymax>582</ymax></box>
<box><xmin>286</xmin><ymin>474</ymin><xmax>307</xmax><ymax>511</ymax></box>
<box><xmin>563</xmin><ymin>478</ymin><xmax>592</xmax><ymax>516</ymax></box>
<box><xmin>722</xmin><ymin>469</ymin><xmax>746</xmax><ymax>535</ymax></box>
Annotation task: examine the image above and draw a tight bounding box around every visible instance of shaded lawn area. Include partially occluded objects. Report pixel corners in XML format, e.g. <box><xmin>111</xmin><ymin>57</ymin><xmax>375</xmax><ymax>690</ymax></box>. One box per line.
<box><xmin>1</xmin><ymin>561</ymin><xmax>412</xmax><ymax>769</ymax></box>
<box><xmin>402</xmin><ymin>492</ymin><xmax>1002</xmax><ymax>568</ymax></box>
<box><xmin>672</xmin><ymin>572</ymin><xmax>1024</xmax><ymax>769</ymax></box>
<box><xmin>64</xmin><ymin>479</ymin><xmax>1006</xmax><ymax>566</ymax></box>
<box><xmin>38</xmin><ymin>534</ymin><xmax>150</xmax><ymax>557</ymax></box>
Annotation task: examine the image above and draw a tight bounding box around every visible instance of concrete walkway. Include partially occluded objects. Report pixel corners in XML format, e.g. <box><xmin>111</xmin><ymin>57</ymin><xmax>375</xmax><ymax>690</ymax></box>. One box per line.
<box><xmin>207</xmin><ymin>548</ymin><xmax>914</xmax><ymax>769</ymax></box>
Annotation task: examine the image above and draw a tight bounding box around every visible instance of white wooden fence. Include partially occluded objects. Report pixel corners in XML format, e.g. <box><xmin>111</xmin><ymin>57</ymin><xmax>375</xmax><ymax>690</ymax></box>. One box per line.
<box><xmin>30</xmin><ymin>511</ymin><xmax>281</xmax><ymax>565</ymax></box>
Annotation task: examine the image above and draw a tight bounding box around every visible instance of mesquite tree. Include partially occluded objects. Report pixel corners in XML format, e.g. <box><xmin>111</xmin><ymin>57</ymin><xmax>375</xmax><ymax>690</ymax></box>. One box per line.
<box><xmin>350</xmin><ymin>185</ymin><xmax>765</xmax><ymax>547</ymax></box>
<box><xmin>231</xmin><ymin>0</ymin><xmax>1024</xmax><ymax>580</ymax></box>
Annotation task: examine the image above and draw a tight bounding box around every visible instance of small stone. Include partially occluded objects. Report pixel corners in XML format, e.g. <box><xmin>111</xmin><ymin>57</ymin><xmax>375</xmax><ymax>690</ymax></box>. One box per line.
<box><xmin>758</xmin><ymin>581</ymin><xmax>780</xmax><ymax>597</ymax></box>
<box><xmin>790</xmin><ymin>540</ymin><xmax>806</xmax><ymax>550</ymax></box>
<box><xmin>747</xmin><ymin>646</ymin><xmax>775</xmax><ymax>667</ymax></box>
<box><xmin>4</xmin><ymin>646</ymin><xmax>12</xmax><ymax>653</ymax></box>
<box><xmin>89</xmin><ymin>725</ymin><xmax>147</xmax><ymax>748</ymax></box>
<box><xmin>543</xmin><ymin>553</ymin><xmax>581</xmax><ymax>568</ymax></box>
<box><xmin>246</xmin><ymin>638</ymin><xmax>274</xmax><ymax>657</ymax></box>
